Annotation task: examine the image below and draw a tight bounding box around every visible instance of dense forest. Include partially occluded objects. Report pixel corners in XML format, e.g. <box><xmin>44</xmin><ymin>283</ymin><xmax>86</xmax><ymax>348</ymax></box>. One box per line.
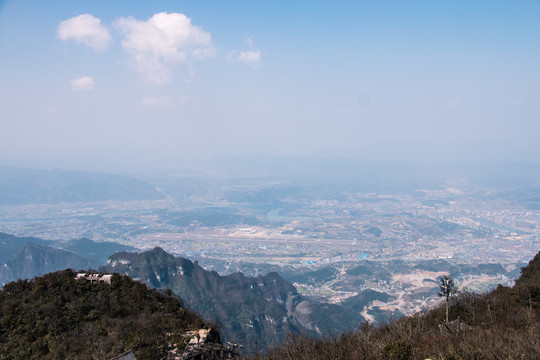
<box><xmin>253</xmin><ymin>251</ymin><xmax>540</xmax><ymax>360</ymax></box>
<box><xmin>0</xmin><ymin>269</ymin><xmax>206</xmax><ymax>360</ymax></box>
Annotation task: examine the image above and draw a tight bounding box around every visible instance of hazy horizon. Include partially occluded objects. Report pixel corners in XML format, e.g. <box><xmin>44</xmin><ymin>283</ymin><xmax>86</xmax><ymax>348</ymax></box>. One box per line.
<box><xmin>1</xmin><ymin>1</ymin><xmax>539</xmax><ymax>174</ymax></box>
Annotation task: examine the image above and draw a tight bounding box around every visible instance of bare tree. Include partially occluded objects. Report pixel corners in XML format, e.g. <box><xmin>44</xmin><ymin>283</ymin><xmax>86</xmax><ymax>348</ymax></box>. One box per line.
<box><xmin>437</xmin><ymin>274</ymin><xmax>457</xmax><ymax>324</ymax></box>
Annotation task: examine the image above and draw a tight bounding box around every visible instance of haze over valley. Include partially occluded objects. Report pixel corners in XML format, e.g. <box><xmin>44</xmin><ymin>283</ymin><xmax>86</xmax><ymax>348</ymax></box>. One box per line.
<box><xmin>1</xmin><ymin>162</ymin><xmax>538</xmax><ymax>341</ymax></box>
<box><xmin>1</xmin><ymin>1</ymin><xmax>540</xmax><ymax>357</ymax></box>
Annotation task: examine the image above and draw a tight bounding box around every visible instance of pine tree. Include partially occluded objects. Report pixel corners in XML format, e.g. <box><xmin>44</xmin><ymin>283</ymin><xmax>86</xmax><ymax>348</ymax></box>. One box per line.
<box><xmin>437</xmin><ymin>274</ymin><xmax>457</xmax><ymax>324</ymax></box>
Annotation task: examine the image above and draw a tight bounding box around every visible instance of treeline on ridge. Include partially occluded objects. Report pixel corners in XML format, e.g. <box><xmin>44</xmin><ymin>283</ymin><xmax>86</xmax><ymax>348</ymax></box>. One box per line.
<box><xmin>0</xmin><ymin>269</ymin><xmax>206</xmax><ymax>360</ymax></box>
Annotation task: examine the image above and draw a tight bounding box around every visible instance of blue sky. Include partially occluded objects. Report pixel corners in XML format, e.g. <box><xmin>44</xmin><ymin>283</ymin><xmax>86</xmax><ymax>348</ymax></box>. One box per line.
<box><xmin>1</xmin><ymin>1</ymin><xmax>539</xmax><ymax>172</ymax></box>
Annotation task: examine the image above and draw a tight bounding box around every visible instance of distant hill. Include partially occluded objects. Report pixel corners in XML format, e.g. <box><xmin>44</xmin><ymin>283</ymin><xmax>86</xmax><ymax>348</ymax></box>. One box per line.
<box><xmin>53</xmin><ymin>237</ymin><xmax>134</xmax><ymax>264</ymax></box>
<box><xmin>0</xmin><ymin>269</ymin><xmax>206</xmax><ymax>359</ymax></box>
<box><xmin>282</xmin><ymin>266</ymin><xmax>338</xmax><ymax>285</ymax></box>
<box><xmin>101</xmin><ymin>247</ymin><xmax>361</xmax><ymax>352</ymax></box>
<box><xmin>0</xmin><ymin>243</ymin><xmax>96</xmax><ymax>286</ymax></box>
<box><xmin>413</xmin><ymin>258</ymin><xmax>508</xmax><ymax>277</ymax></box>
<box><xmin>0</xmin><ymin>233</ymin><xmax>136</xmax><ymax>286</ymax></box>
<box><xmin>341</xmin><ymin>289</ymin><xmax>392</xmax><ymax>311</ymax></box>
<box><xmin>0</xmin><ymin>232</ymin><xmax>52</xmax><ymax>263</ymax></box>
<box><xmin>0</xmin><ymin>165</ymin><xmax>163</xmax><ymax>204</ymax></box>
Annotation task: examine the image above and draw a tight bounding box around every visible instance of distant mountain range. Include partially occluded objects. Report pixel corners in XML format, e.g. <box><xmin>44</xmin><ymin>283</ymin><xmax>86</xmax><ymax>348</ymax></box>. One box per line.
<box><xmin>0</xmin><ymin>165</ymin><xmax>163</xmax><ymax>205</ymax></box>
<box><xmin>0</xmin><ymin>232</ymin><xmax>134</xmax><ymax>286</ymax></box>
<box><xmin>4</xmin><ymin>162</ymin><xmax>540</xmax><ymax>206</ymax></box>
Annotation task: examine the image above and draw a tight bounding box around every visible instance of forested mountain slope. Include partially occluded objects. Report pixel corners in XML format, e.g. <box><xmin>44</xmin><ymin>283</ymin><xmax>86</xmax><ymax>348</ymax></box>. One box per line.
<box><xmin>0</xmin><ymin>270</ymin><xmax>206</xmax><ymax>360</ymax></box>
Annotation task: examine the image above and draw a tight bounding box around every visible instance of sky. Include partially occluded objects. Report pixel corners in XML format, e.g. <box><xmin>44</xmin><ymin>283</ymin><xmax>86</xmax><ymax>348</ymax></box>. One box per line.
<box><xmin>0</xmin><ymin>1</ymin><xmax>539</xmax><ymax>173</ymax></box>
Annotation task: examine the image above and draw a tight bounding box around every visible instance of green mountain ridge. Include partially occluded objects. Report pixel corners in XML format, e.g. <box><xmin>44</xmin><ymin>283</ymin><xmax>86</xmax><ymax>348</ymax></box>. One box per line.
<box><xmin>101</xmin><ymin>247</ymin><xmax>362</xmax><ymax>353</ymax></box>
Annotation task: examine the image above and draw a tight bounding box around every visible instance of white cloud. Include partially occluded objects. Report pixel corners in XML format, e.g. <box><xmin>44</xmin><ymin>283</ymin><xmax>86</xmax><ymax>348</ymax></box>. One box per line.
<box><xmin>237</xmin><ymin>50</ymin><xmax>261</xmax><ymax>64</ymax></box>
<box><xmin>245</xmin><ymin>35</ymin><xmax>254</xmax><ymax>48</ymax></box>
<box><xmin>115</xmin><ymin>12</ymin><xmax>215</xmax><ymax>84</ymax></box>
<box><xmin>227</xmin><ymin>49</ymin><xmax>261</xmax><ymax>66</ymax></box>
<box><xmin>228</xmin><ymin>36</ymin><xmax>261</xmax><ymax>66</ymax></box>
<box><xmin>58</xmin><ymin>14</ymin><xmax>111</xmax><ymax>52</ymax></box>
<box><xmin>71</xmin><ymin>76</ymin><xmax>95</xmax><ymax>91</ymax></box>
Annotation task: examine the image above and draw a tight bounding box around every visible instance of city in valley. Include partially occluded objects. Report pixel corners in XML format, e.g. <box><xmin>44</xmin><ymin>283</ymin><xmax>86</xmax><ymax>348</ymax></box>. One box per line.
<box><xmin>1</xmin><ymin>165</ymin><xmax>538</xmax><ymax>323</ymax></box>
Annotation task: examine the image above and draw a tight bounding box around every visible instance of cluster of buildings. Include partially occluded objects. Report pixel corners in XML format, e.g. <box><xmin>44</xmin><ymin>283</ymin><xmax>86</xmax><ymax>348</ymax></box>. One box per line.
<box><xmin>75</xmin><ymin>272</ymin><xmax>113</xmax><ymax>284</ymax></box>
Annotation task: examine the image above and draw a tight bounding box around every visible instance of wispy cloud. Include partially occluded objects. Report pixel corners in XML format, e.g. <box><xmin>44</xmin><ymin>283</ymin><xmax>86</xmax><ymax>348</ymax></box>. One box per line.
<box><xmin>58</xmin><ymin>14</ymin><xmax>111</xmax><ymax>52</ymax></box>
<box><xmin>71</xmin><ymin>76</ymin><xmax>95</xmax><ymax>91</ymax></box>
<box><xmin>141</xmin><ymin>95</ymin><xmax>188</xmax><ymax>107</ymax></box>
<box><xmin>141</xmin><ymin>96</ymin><xmax>172</xmax><ymax>107</ymax></box>
<box><xmin>115</xmin><ymin>12</ymin><xmax>216</xmax><ymax>84</ymax></box>
<box><xmin>227</xmin><ymin>50</ymin><xmax>261</xmax><ymax>66</ymax></box>
<box><xmin>245</xmin><ymin>35</ymin><xmax>254</xmax><ymax>48</ymax></box>
<box><xmin>228</xmin><ymin>36</ymin><xmax>261</xmax><ymax>66</ymax></box>
<box><xmin>237</xmin><ymin>50</ymin><xmax>261</xmax><ymax>64</ymax></box>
